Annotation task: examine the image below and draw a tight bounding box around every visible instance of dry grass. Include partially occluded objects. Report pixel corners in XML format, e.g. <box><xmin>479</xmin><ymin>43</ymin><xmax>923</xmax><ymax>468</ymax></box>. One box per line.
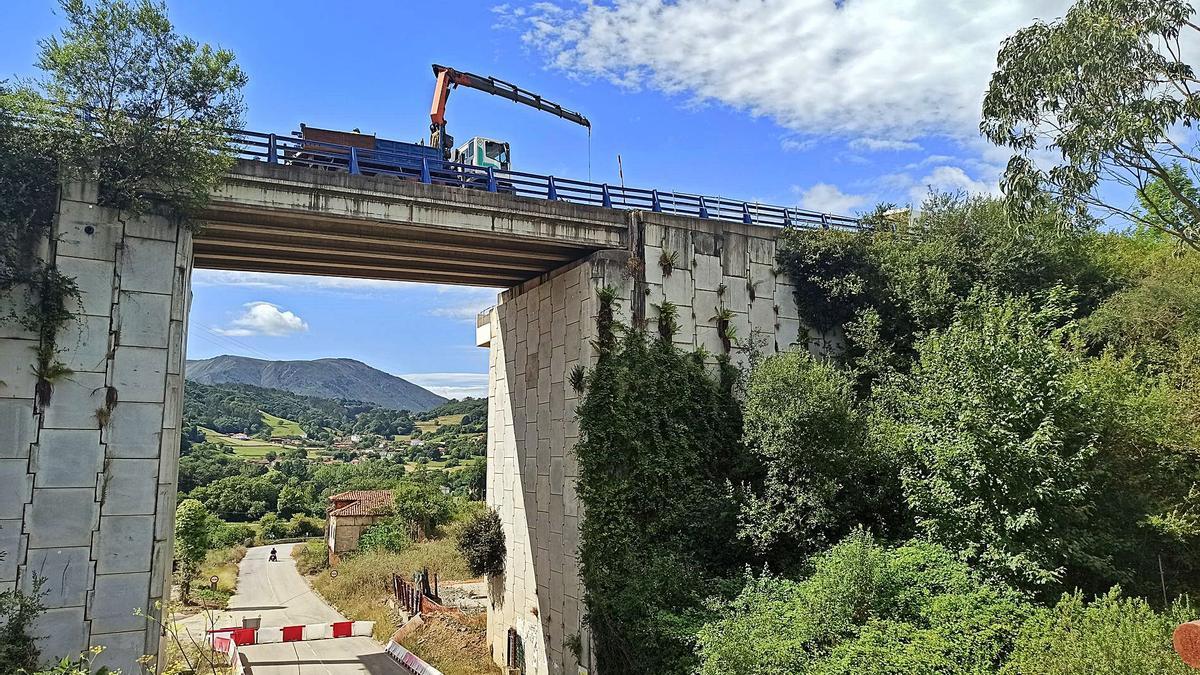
<box><xmin>189</xmin><ymin>545</ymin><xmax>245</xmax><ymax>608</ymax></box>
<box><xmin>399</xmin><ymin>612</ymin><xmax>499</xmax><ymax>675</ymax></box>
<box><xmin>307</xmin><ymin>517</ymin><xmax>477</xmax><ymax>645</ymax></box>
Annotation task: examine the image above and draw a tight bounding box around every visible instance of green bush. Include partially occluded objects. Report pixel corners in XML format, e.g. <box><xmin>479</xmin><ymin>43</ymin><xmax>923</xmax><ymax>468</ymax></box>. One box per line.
<box><xmin>358</xmin><ymin>520</ymin><xmax>412</xmax><ymax>554</ymax></box>
<box><xmin>456</xmin><ymin>509</ymin><xmax>505</xmax><ymax>578</ymax></box>
<box><xmin>210</xmin><ymin>521</ymin><xmax>256</xmax><ymax>548</ymax></box>
<box><xmin>696</xmin><ymin>531</ymin><xmax>1028</xmax><ymax>675</ymax></box>
<box><xmin>293</xmin><ymin>539</ymin><xmax>329</xmax><ymax>575</ymax></box>
<box><xmin>740</xmin><ymin>350</ymin><xmax>906</xmax><ymax>567</ymax></box>
<box><xmin>1003</xmin><ymin>590</ymin><xmax>1195</xmax><ymax>675</ymax></box>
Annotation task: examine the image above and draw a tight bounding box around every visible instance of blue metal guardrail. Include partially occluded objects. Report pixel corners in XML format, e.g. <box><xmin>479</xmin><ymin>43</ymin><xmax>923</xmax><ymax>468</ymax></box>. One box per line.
<box><xmin>229</xmin><ymin>130</ymin><xmax>861</xmax><ymax>231</ymax></box>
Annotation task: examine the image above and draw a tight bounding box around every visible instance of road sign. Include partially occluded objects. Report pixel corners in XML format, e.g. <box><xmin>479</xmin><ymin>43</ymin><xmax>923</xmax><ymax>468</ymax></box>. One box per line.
<box><xmin>210</xmin><ymin>575</ymin><xmax>219</xmax><ymax>590</ymax></box>
<box><xmin>330</xmin><ymin>569</ymin><xmax>339</xmax><ymax>579</ymax></box>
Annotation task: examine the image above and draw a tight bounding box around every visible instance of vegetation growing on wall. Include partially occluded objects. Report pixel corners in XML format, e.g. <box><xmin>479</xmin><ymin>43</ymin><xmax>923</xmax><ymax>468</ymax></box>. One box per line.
<box><xmin>574</xmin><ymin>288</ymin><xmax>747</xmax><ymax>675</ymax></box>
<box><xmin>0</xmin><ymin>0</ymin><xmax>247</xmax><ymax>404</ymax></box>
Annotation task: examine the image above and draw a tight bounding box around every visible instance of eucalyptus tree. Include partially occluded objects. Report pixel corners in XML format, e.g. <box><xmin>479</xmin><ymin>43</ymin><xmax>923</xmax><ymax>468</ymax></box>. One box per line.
<box><xmin>982</xmin><ymin>0</ymin><xmax>1200</xmax><ymax>250</ymax></box>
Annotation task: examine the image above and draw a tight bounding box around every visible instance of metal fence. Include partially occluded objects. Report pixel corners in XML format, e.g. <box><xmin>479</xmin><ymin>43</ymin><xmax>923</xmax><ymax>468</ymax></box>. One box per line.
<box><xmin>228</xmin><ymin>129</ymin><xmax>862</xmax><ymax>231</ymax></box>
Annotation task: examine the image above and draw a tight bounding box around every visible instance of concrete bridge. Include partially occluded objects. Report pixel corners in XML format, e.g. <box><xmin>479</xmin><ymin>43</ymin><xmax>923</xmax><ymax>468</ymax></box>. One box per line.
<box><xmin>1</xmin><ymin>159</ymin><xmax>834</xmax><ymax>674</ymax></box>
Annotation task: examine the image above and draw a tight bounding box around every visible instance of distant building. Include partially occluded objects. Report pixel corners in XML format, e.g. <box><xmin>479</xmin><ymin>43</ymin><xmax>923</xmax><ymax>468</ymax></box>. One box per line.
<box><xmin>326</xmin><ymin>490</ymin><xmax>393</xmax><ymax>564</ymax></box>
<box><xmin>231</xmin><ymin>433</ymin><xmax>250</xmax><ymax>440</ymax></box>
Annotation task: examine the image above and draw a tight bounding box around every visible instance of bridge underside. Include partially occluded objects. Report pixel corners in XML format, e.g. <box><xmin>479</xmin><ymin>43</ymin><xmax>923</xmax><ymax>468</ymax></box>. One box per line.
<box><xmin>194</xmin><ymin>161</ymin><xmax>629</xmax><ymax>287</ymax></box>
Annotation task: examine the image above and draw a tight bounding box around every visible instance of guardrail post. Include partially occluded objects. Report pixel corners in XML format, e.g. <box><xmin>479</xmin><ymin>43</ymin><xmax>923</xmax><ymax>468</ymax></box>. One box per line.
<box><xmin>742</xmin><ymin>202</ymin><xmax>753</xmax><ymax>224</ymax></box>
<box><xmin>421</xmin><ymin>159</ymin><xmax>431</xmax><ymax>184</ymax></box>
<box><xmin>547</xmin><ymin>176</ymin><xmax>558</xmax><ymax>201</ymax></box>
<box><xmin>651</xmin><ymin>190</ymin><xmax>662</xmax><ymax>213</ymax></box>
<box><xmin>782</xmin><ymin>209</ymin><xmax>793</xmax><ymax>228</ymax></box>
<box><xmin>699</xmin><ymin>196</ymin><xmax>710</xmax><ymax>219</ymax></box>
<box><xmin>267</xmin><ymin>133</ymin><xmax>278</xmax><ymax>164</ymax></box>
<box><xmin>821</xmin><ymin>214</ymin><xmax>830</xmax><ymax>230</ymax></box>
<box><xmin>601</xmin><ymin>184</ymin><xmax>612</xmax><ymax>208</ymax></box>
<box><xmin>349</xmin><ymin>147</ymin><xmax>360</xmax><ymax>175</ymax></box>
<box><xmin>487</xmin><ymin>167</ymin><xmax>498</xmax><ymax>192</ymax></box>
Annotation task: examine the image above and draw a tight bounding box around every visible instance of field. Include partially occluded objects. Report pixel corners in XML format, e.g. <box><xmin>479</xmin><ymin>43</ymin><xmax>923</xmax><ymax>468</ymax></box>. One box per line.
<box><xmin>199</xmin><ymin>427</ymin><xmax>284</xmax><ymax>458</ymax></box>
<box><xmin>260</xmin><ymin>410</ymin><xmax>306</xmax><ymax>437</ymax></box>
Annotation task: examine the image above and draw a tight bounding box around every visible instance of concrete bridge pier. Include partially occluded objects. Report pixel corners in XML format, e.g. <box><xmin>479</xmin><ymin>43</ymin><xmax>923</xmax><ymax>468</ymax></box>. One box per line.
<box><xmin>0</xmin><ymin>182</ymin><xmax>192</xmax><ymax>674</ymax></box>
<box><xmin>481</xmin><ymin>212</ymin><xmax>811</xmax><ymax>675</ymax></box>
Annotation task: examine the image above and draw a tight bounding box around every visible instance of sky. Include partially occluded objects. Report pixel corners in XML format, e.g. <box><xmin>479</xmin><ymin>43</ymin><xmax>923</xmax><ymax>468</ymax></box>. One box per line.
<box><xmin>0</xmin><ymin>0</ymin><xmax>1083</xmax><ymax>398</ymax></box>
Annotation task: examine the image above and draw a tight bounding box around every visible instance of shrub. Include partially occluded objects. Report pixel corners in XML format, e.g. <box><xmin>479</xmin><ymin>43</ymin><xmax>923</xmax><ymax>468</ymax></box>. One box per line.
<box><xmin>741</xmin><ymin>349</ymin><xmax>905</xmax><ymax>567</ymax></box>
<box><xmin>294</xmin><ymin>539</ymin><xmax>329</xmax><ymax>575</ymax></box>
<box><xmin>358</xmin><ymin>520</ymin><xmax>412</xmax><ymax>554</ymax></box>
<box><xmin>210</xmin><ymin>521</ymin><xmax>256</xmax><ymax>548</ymax></box>
<box><xmin>1003</xmin><ymin>590</ymin><xmax>1195</xmax><ymax>675</ymax></box>
<box><xmin>695</xmin><ymin>531</ymin><xmax>1028</xmax><ymax>675</ymax></box>
<box><xmin>456</xmin><ymin>509</ymin><xmax>505</xmax><ymax>578</ymax></box>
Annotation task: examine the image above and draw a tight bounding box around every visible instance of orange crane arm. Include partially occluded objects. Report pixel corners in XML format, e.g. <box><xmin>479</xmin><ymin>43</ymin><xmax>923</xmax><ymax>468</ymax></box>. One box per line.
<box><xmin>429</xmin><ymin>64</ymin><xmax>590</xmax><ymax>130</ymax></box>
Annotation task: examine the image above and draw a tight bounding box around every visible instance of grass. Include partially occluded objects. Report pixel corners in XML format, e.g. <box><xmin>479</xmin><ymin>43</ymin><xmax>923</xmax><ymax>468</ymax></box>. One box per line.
<box><xmin>414</xmin><ymin>415</ymin><xmax>466</xmax><ymax>434</ymax></box>
<box><xmin>259</xmin><ymin>410</ymin><xmax>305</xmax><ymax>438</ymax></box>
<box><xmin>305</xmin><ymin>514</ymin><xmax>479</xmax><ymax>644</ymax></box>
<box><xmin>187</xmin><ymin>545</ymin><xmax>245</xmax><ymax>609</ymax></box>
<box><xmin>399</xmin><ymin>613</ymin><xmax>498</xmax><ymax>675</ymax></box>
<box><xmin>199</xmin><ymin>426</ymin><xmax>285</xmax><ymax>458</ymax></box>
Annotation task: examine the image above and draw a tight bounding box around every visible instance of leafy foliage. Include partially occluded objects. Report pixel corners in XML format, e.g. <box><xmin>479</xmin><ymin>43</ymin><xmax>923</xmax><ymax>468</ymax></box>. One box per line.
<box><xmin>575</xmin><ymin>289</ymin><xmax>747</xmax><ymax>675</ymax></box>
<box><xmin>456</xmin><ymin>508</ymin><xmax>505</xmax><ymax>578</ymax></box>
<box><xmin>33</xmin><ymin>0</ymin><xmax>247</xmax><ymax>215</ymax></box>
<box><xmin>1003</xmin><ymin>590</ymin><xmax>1195</xmax><ymax>675</ymax></box>
<box><xmin>173</xmin><ymin>499</ymin><xmax>211</xmax><ymax>605</ymax></box>
<box><xmin>981</xmin><ymin>0</ymin><xmax>1200</xmax><ymax>250</ymax></box>
<box><xmin>740</xmin><ymin>350</ymin><xmax>906</xmax><ymax>568</ymax></box>
<box><xmin>776</xmin><ymin>194</ymin><xmax>1114</xmax><ymax>390</ymax></box>
<box><xmin>357</xmin><ymin>521</ymin><xmax>413</xmax><ymax>554</ymax></box>
<box><xmin>695</xmin><ymin>531</ymin><xmax>1028</xmax><ymax>675</ymax></box>
<box><xmin>393</xmin><ymin>479</ymin><xmax>454</xmax><ymax>541</ymax></box>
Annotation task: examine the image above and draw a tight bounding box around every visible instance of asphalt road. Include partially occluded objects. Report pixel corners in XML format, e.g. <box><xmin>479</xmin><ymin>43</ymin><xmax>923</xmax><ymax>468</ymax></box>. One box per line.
<box><xmin>180</xmin><ymin>543</ymin><xmax>407</xmax><ymax>675</ymax></box>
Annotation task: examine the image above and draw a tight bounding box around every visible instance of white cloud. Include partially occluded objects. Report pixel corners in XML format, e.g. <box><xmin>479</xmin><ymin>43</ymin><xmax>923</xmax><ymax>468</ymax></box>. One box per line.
<box><xmin>505</xmin><ymin>0</ymin><xmax>1072</xmax><ymax>144</ymax></box>
<box><xmin>213</xmin><ymin>302</ymin><xmax>309</xmax><ymax>337</ymax></box>
<box><xmin>850</xmin><ymin>138</ymin><xmax>923</xmax><ymax>152</ymax></box>
<box><xmin>780</xmin><ymin>137</ymin><xmax>816</xmax><ymax>152</ymax></box>
<box><xmin>428</xmin><ymin>288</ymin><xmax>498</xmax><ymax>321</ymax></box>
<box><xmin>908</xmin><ymin>165</ymin><xmax>1000</xmax><ymax>205</ymax></box>
<box><xmin>400</xmin><ymin>372</ymin><xmax>489</xmax><ymax>399</ymax></box>
<box><xmin>795</xmin><ymin>183</ymin><xmax>867</xmax><ymax>214</ymax></box>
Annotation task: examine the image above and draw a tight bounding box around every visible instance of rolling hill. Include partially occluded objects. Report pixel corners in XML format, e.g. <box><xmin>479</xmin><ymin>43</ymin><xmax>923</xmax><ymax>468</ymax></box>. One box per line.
<box><xmin>185</xmin><ymin>355</ymin><xmax>447</xmax><ymax>412</ymax></box>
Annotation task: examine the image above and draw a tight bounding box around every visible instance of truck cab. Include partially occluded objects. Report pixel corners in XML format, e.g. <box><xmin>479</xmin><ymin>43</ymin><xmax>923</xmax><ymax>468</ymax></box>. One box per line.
<box><xmin>454</xmin><ymin>137</ymin><xmax>511</xmax><ymax>171</ymax></box>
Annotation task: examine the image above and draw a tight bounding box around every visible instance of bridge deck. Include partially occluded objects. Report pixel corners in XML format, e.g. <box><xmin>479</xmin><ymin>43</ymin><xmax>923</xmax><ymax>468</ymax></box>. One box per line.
<box><xmin>196</xmin><ymin>161</ymin><xmax>630</xmax><ymax>286</ymax></box>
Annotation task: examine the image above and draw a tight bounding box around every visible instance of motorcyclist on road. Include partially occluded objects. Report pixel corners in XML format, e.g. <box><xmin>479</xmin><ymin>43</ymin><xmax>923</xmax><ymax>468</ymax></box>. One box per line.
<box><xmin>269</xmin><ymin>547</ymin><xmax>278</xmax><ymax>562</ymax></box>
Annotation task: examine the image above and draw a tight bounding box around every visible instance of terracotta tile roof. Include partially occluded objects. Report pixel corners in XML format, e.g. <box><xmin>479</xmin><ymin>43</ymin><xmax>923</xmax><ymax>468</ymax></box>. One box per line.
<box><xmin>328</xmin><ymin>490</ymin><xmax>394</xmax><ymax>517</ymax></box>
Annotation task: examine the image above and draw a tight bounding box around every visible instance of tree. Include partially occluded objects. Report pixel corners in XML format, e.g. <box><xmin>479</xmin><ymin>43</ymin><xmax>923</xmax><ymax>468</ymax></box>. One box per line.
<box><xmin>28</xmin><ymin>0</ymin><xmax>247</xmax><ymax>216</ymax></box>
<box><xmin>739</xmin><ymin>350</ymin><xmax>905</xmax><ymax>568</ymax></box>
<box><xmin>873</xmin><ymin>291</ymin><xmax>1099</xmax><ymax>592</ymax></box>
<box><xmin>982</xmin><ymin>0</ymin><xmax>1200</xmax><ymax>250</ymax></box>
<box><xmin>392</xmin><ymin>481</ymin><xmax>453</xmax><ymax>541</ymax></box>
<box><xmin>456</xmin><ymin>509</ymin><xmax>505</xmax><ymax>578</ymax></box>
<box><xmin>277</xmin><ymin>483</ymin><xmax>314</xmax><ymax>517</ymax></box>
<box><xmin>174</xmin><ymin>499</ymin><xmax>211</xmax><ymax>605</ymax></box>
<box><xmin>357</xmin><ymin>521</ymin><xmax>411</xmax><ymax>554</ymax></box>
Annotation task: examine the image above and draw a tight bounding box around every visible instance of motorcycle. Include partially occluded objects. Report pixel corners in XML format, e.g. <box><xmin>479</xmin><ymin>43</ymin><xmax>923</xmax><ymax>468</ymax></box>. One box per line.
<box><xmin>269</xmin><ymin>549</ymin><xmax>278</xmax><ymax>563</ymax></box>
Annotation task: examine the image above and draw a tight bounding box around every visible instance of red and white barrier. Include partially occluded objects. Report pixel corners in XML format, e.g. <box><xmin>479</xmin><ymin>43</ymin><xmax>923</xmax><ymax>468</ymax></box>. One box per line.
<box><xmin>210</xmin><ymin>621</ymin><xmax>374</xmax><ymax>647</ymax></box>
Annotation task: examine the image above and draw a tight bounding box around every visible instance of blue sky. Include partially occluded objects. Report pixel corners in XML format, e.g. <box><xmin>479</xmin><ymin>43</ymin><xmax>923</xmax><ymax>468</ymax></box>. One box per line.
<box><xmin>2</xmin><ymin>0</ymin><xmax>1084</xmax><ymax>398</ymax></box>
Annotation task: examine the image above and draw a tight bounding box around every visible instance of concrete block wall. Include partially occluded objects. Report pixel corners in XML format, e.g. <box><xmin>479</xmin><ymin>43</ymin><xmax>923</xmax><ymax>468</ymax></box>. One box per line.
<box><xmin>485</xmin><ymin>251</ymin><xmax>633</xmax><ymax>675</ymax></box>
<box><xmin>485</xmin><ymin>215</ymin><xmax>812</xmax><ymax>675</ymax></box>
<box><xmin>0</xmin><ymin>182</ymin><xmax>192</xmax><ymax>674</ymax></box>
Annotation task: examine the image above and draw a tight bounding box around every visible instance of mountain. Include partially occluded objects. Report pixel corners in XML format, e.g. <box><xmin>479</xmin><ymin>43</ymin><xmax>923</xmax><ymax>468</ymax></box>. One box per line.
<box><xmin>185</xmin><ymin>355</ymin><xmax>448</xmax><ymax>412</ymax></box>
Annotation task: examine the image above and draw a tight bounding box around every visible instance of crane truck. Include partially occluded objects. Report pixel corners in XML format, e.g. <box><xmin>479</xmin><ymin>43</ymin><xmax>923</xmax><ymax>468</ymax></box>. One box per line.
<box><xmin>295</xmin><ymin>63</ymin><xmax>589</xmax><ymax>176</ymax></box>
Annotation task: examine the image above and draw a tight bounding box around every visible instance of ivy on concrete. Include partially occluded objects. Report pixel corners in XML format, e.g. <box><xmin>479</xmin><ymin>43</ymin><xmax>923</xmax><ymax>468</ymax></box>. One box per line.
<box><xmin>0</xmin><ymin>0</ymin><xmax>247</xmax><ymax>405</ymax></box>
<box><xmin>574</xmin><ymin>287</ymin><xmax>748</xmax><ymax>674</ymax></box>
